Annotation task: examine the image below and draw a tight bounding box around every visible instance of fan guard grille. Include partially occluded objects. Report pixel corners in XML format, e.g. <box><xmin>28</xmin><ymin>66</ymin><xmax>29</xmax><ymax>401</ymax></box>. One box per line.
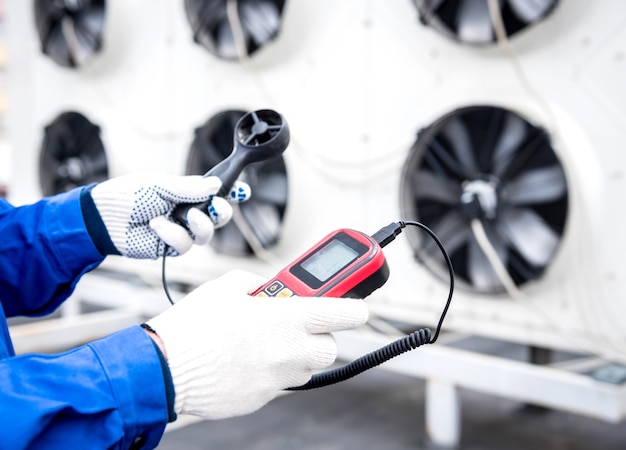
<box><xmin>186</xmin><ymin>110</ymin><xmax>289</xmax><ymax>256</ymax></box>
<box><xmin>400</xmin><ymin>105</ymin><xmax>568</xmax><ymax>294</ymax></box>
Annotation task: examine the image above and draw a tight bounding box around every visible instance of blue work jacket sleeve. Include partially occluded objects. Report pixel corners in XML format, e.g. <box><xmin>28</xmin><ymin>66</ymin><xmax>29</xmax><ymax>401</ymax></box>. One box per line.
<box><xmin>0</xmin><ymin>325</ymin><xmax>169</xmax><ymax>449</ymax></box>
<box><xmin>0</xmin><ymin>187</ymin><xmax>105</xmax><ymax>317</ymax></box>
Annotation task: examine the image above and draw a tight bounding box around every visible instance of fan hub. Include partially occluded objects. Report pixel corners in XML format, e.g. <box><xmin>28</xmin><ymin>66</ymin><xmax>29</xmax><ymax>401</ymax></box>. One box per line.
<box><xmin>57</xmin><ymin>0</ymin><xmax>87</xmax><ymax>12</ymax></box>
<box><xmin>461</xmin><ymin>178</ymin><xmax>498</xmax><ymax>220</ymax></box>
<box><xmin>58</xmin><ymin>157</ymin><xmax>85</xmax><ymax>182</ymax></box>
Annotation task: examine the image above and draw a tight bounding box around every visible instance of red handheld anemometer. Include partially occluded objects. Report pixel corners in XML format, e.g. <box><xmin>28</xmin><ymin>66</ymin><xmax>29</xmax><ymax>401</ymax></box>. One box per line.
<box><xmin>161</xmin><ymin>108</ymin><xmax>454</xmax><ymax>390</ymax></box>
<box><xmin>252</xmin><ymin>229</ymin><xmax>390</xmax><ymax>299</ymax></box>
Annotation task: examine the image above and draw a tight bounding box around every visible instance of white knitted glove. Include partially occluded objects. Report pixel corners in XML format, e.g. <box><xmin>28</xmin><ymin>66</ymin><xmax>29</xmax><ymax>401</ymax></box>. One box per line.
<box><xmin>89</xmin><ymin>172</ymin><xmax>250</xmax><ymax>259</ymax></box>
<box><xmin>147</xmin><ymin>270</ymin><xmax>369</xmax><ymax>420</ymax></box>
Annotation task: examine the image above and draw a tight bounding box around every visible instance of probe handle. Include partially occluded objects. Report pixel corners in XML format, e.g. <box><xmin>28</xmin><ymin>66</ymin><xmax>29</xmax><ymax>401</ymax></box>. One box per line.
<box><xmin>171</xmin><ymin>152</ymin><xmax>247</xmax><ymax>225</ymax></box>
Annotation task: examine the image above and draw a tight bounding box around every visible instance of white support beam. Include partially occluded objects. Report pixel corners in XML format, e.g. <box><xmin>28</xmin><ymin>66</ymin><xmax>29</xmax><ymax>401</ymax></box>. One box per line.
<box><xmin>335</xmin><ymin>328</ymin><xmax>626</xmax><ymax>447</ymax></box>
<box><xmin>426</xmin><ymin>379</ymin><xmax>460</xmax><ymax>448</ymax></box>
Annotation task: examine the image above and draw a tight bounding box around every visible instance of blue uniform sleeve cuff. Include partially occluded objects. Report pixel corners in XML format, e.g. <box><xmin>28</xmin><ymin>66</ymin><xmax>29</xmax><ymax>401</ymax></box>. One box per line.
<box><xmin>89</xmin><ymin>326</ymin><xmax>171</xmax><ymax>449</ymax></box>
<box><xmin>80</xmin><ymin>184</ymin><xmax>121</xmax><ymax>256</ymax></box>
<box><xmin>141</xmin><ymin>323</ymin><xmax>177</xmax><ymax>423</ymax></box>
<box><xmin>43</xmin><ymin>187</ymin><xmax>106</xmax><ymax>281</ymax></box>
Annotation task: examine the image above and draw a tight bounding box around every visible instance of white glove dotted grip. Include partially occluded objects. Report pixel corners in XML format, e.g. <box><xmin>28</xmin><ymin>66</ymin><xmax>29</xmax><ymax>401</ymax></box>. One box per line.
<box><xmin>89</xmin><ymin>173</ymin><xmax>244</xmax><ymax>259</ymax></box>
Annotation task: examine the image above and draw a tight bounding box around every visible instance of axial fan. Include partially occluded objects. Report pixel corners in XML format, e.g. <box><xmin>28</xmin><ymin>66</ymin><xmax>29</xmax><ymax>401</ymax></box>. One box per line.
<box><xmin>400</xmin><ymin>105</ymin><xmax>568</xmax><ymax>294</ymax></box>
<box><xmin>34</xmin><ymin>0</ymin><xmax>105</xmax><ymax>68</ymax></box>
<box><xmin>39</xmin><ymin>111</ymin><xmax>109</xmax><ymax>196</ymax></box>
<box><xmin>186</xmin><ymin>110</ymin><xmax>289</xmax><ymax>256</ymax></box>
<box><xmin>413</xmin><ymin>0</ymin><xmax>559</xmax><ymax>45</ymax></box>
<box><xmin>184</xmin><ymin>0</ymin><xmax>286</xmax><ymax>60</ymax></box>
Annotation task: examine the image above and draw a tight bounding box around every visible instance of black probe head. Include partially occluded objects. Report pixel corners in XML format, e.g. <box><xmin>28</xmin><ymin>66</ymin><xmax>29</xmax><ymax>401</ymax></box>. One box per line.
<box><xmin>205</xmin><ymin>109</ymin><xmax>290</xmax><ymax>196</ymax></box>
<box><xmin>235</xmin><ymin>109</ymin><xmax>290</xmax><ymax>158</ymax></box>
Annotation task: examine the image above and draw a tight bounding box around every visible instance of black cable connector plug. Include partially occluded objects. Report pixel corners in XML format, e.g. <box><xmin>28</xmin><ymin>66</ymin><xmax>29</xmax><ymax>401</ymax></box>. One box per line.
<box><xmin>371</xmin><ymin>222</ymin><xmax>404</xmax><ymax>248</ymax></box>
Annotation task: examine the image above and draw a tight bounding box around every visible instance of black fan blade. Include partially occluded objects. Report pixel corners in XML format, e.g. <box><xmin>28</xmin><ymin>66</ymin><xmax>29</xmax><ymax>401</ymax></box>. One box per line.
<box><xmin>187</xmin><ymin>111</ymin><xmax>247</xmax><ymax>175</ymax></box>
<box><xmin>45</xmin><ymin>26</ymin><xmax>75</xmax><ymax>67</ymax></box>
<box><xmin>240</xmin><ymin>201</ymin><xmax>282</xmax><ymax>247</ymax></box>
<box><xmin>35</xmin><ymin>0</ymin><xmax>105</xmax><ymax>68</ymax></box>
<box><xmin>457</xmin><ymin>0</ymin><xmax>493</xmax><ymax>44</ymax></box>
<box><xmin>68</xmin><ymin>9</ymin><xmax>104</xmax><ymax>66</ymax></box>
<box><xmin>187</xmin><ymin>143</ymin><xmax>212</xmax><ymax>176</ymax></box>
<box><xmin>423</xmin><ymin>210</ymin><xmax>471</xmax><ymax>257</ymax></box>
<box><xmin>412</xmin><ymin>170</ymin><xmax>460</xmax><ymax>204</ymax></box>
<box><xmin>213</xmin><ymin>222</ymin><xmax>251</xmax><ymax>255</ymax></box>
<box><xmin>186</xmin><ymin>0</ymin><xmax>230</xmax><ymax>56</ymax></box>
<box><xmin>422</xmin><ymin>0</ymin><xmax>447</xmax><ymax>11</ymax></box>
<box><xmin>468</xmin><ymin>229</ymin><xmax>508</xmax><ymax>291</ymax></box>
<box><xmin>413</xmin><ymin>0</ymin><xmax>558</xmax><ymax>45</ymax></box>
<box><xmin>217</xmin><ymin>21</ymin><xmax>238</xmax><ymax>59</ymax></box>
<box><xmin>82</xmin><ymin>150</ymin><xmax>109</xmax><ymax>178</ymax></box>
<box><xmin>186</xmin><ymin>0</ymin><xmax>225</xmax><ymax>33</ymax></box>
<box><xmin>501</xmin><ymin>166</ymin><xmax>567</xmax><ymax>205</ymax></box>
<box><xmin>250</xmin><ymin>172</ymin><xmax>288</xmax><ymax>205</ymax></box>
<box><xmin>239</xmin><ymin>1</ymin><xmax>281</xmax><ymax>45</ymax></box>
<box><xmin>508</xmin><ymin>0</ymin><xmax>555</xmax><ymax>23</ymax></box>
<box><xmin>443</xmin><ymin>116</ymin><xmax>479</xmax><ymax>175</ymax></box>
<box><xmin>184</xmin><ymin>0</ymin><xmax>285</xmax><ymax>60</ymax></box>
<box><xmin>492</xmin><ymin>112</ymin><xmax>527</xmax><ymax>177</ymax></box>
<box><xmin>39</xmin><ymin>112</ymin><xmax>108</xmax><ymax>196</ymax></box>
<box><xmin>496</xmin><ymin>206</ymin><xmax>559</xmax><ymax>267</ymax></box>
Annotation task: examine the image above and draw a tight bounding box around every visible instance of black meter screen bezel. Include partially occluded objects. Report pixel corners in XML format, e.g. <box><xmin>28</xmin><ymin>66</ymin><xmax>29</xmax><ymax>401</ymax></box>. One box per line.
<box><xmin>290</xmin><ymin>232</ymin><xmax>370</xmax><ymax>290</ymax></box>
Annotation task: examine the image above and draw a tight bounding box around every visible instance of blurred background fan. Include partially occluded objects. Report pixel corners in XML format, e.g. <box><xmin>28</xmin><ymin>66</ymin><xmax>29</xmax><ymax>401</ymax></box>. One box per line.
<box><xmin>400</xmin><ymin>105</ymin><xmax>568</xmax><ymax>293</ymax></box>
<box><xmin>186</xmin><ymin>110</ymin><xmax>289</xmax><ymax>256</ymax></box>
<box><xmin>34</xmin><ymin>0</ymin><xmax>105</xmax><ymax>68</ymax></box>
<box><xmin>413</xmin><ymin>0</ymin><xmax>559</xmax><ymax>45</ymax></box>
<box><xmin>39</xmin><ymin>111</ymin><xmax>108</xmax><ymax>196</ymax></box>
<box><xmin>183</xmin><ymin>0</ymin><xmax>286</xmax><ymax>60</ymax></box>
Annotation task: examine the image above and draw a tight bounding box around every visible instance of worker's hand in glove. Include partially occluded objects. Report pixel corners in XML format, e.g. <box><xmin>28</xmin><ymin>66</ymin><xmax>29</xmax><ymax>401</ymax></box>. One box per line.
<box><xmin>146</xmin><ymin>270</ymin><xmax>369</xmax><ymax>420</ymax></box>
<box><xmin>81</xmin><ymin>171</ymin><xmax>250</xmax><ymax>259</ymax></box>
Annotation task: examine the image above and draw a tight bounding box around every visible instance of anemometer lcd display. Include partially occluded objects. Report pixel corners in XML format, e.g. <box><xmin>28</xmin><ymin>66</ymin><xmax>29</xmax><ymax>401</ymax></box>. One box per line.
<box><xmin>253</xmin><ymin>229</ymin><xmax>389</xmax><ymax>299</ymax></box>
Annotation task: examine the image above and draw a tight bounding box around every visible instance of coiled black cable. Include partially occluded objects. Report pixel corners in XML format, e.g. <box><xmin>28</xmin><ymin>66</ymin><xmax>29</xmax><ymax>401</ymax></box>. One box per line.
<box><xmin>287</xmin><ymin>220</ymin><xmax>454</xmax><ymax>391</ymax></box>
<box><xmin>288</xmin><ymin>328</ymin><xmax>432</xmax><ymax>390</ymax></box>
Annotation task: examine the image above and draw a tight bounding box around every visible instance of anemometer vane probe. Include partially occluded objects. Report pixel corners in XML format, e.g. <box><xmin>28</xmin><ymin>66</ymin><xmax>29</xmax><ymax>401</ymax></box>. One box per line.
<box><xmin>172</xmin><ymin>109</ymin><xmax>290</xmax><ymax>228</ymax></box>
